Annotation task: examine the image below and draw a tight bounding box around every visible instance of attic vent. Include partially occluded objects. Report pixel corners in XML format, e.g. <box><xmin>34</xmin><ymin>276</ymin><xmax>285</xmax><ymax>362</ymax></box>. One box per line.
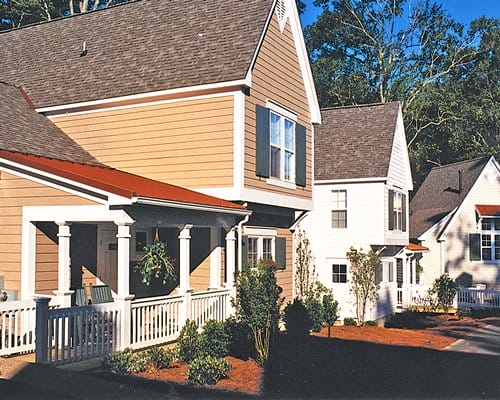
<box><xmin>276</xmin><ymin>0</ymin><xmax>288</xmax><ymax>32</ymax></box>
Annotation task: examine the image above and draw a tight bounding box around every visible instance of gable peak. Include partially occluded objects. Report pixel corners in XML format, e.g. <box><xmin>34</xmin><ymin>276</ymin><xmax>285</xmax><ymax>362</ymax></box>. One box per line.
<box><xmin>276</xmin><ymin>0</ymin><xmax>288</xmax><ymax>32</ymax></box>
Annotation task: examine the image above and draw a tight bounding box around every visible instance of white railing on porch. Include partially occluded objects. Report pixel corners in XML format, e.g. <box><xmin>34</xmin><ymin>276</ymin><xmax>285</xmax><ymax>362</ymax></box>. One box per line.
<box><xmin>458</xmin><ymin>288</ymin><xmax>500</xmax><ymax>309</ymax></box>
<box><xmin>45</xmin><ymin>303</ymin><xmax>119</xmax><ymax>365</ymax></box>
<box><xmin>0</xmin><ymin>298</ymin><xmax>59</xmax><ymax>357</ymax></box>
<box><xmin>191</xmin><ymin>289</ymin><xmax>231</xmax><ymax>327</ymax></box>
<box><xmin>130</xmin><ymin>294</ymin><xmax>184</xmax><ymax>350</ymax></box>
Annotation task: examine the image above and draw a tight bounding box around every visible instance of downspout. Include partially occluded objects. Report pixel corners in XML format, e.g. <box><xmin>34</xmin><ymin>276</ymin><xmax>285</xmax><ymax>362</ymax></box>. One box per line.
<box><xmin>439</xmin><ymin>240</ymin><xmax>445</xmax><ymax>275</ymax></box>
<box><xmin>237</xmin><ymin>204</ymin><xmax>250</xmax><ymax>273</ymax></box>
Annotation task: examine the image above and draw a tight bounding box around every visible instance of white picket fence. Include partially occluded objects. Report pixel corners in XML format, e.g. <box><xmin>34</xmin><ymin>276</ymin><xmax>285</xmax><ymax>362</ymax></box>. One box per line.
<box><xmin>190</xmin><ymin>289</ymin><xmax>231</xmax><ymax>327</ymax></box>
<box><xmin>0</xmin><ymin>298</ymin><xmax>59</xmax><ymax>357</ymax></box>
<box><xmin>457</xmin><ymin>288</ymin><xmax>500</xmax><ymax>309</ymax></box>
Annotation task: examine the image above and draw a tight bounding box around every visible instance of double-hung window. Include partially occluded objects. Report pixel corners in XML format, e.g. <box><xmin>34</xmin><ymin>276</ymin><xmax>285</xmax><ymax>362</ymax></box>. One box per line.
<box><xmin>255</xmin><ymin>103</ymin><xmax>307</xmax><ymax>187</ymax></box>
<box><xmin>481</xmin><ymin>218</ymin><xmax>500</xmax><ymax>261</ymax></box>
<box><xmin>331</xmin><ymin>190</ymin><xmax>347</xmax><ymax>228</ymax></box>
<box><xmin>332</xmin><ymin>264</ymin><xmax>347</xmax><ymax>283</ymax></box>
<box><xmin>388</xmin><ymin>189</ymin><xmax>407</xmax><ymax>232</ymax></box>
<box><xmin>242</xmin><ymin>229</ymin><xmax>287</xmax><ymax>270</ymax></box>
<box><xmin>270</xmin><ymin>111</ymin><xmax>295</xmax><ymax>182</ymax></box>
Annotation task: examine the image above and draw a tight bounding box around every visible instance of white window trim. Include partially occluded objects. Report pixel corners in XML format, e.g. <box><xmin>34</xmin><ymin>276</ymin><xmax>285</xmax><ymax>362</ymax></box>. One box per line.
<box><xmin>266</xmin><ymin>177</ymin><xmax>297</xmax><ymax>190</ymax></box>
<box><xmin>331</xmin><ymin>189</ymin><xmax>347</xmax><ymax>229</ymax></box>
<box><xmin>246</xmin><ymin>236</ymin><xmax>276</xmax><ymax>263</ymax></box>
<box><xmin>266</xmin><ymin>101</ymin><xmax>297</xmax><ymax>122</ymax></box>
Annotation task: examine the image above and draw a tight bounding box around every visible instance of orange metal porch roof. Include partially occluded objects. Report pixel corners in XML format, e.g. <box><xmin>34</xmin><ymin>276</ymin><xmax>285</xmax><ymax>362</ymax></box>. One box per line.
<box><xmin>405</xmin><ymin>243</ymin><xmax>429</xmax><ymax>252</ymax></box>
<box><xmin>0</xmin><ymin>150</ymin><xmax>246</xmax><ymax>212</ymax></box>
<box><xmin>476</xmin><ymin>205</ymin><xmax>500</xmax><ymax>217</ymax></box>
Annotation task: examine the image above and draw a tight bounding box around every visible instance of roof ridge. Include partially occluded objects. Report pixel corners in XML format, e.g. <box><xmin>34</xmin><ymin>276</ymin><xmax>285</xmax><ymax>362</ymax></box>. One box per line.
<box><xmin>320</xmin><ymin>101</ymin><xmax>400</xmax><ymax>112</ymax></box>
<box><xmin>1</xmin><ymin>149</ymin><xmax>106</xmax><ymax>168</ymax></box>
<box><xmin>0</xmin><ymin>0</ymin><xmax>141</xmax><ymax>34</ymax></box>
<box><xmin>430</xmin><ymin>155</ymin><xmax>490</xmax><ymax>171</ymax></box>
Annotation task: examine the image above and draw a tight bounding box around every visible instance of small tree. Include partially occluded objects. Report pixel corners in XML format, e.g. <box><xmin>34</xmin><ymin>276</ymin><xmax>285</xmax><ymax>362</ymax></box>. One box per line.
<box><xmin>232</xmin><ymin>261</ymin><xmax>283</xmax><ymax>365</ymax></box>
<box><xmin>294</xmin><ymin>229</ymin><xmax>316</xmax><ymax>300</ymax></box>
<box><xmin>322</xmin><ymin>293</ymin><xmax>339</xmax><ymax>338</ymax></box>
<box><xmin>429</xmin><ymin>273</ymin><xmax>457</xmax><ymax>314</ymax></box>
<box><xmin>346</xmin><ymin>247</ymin><xmax>381</xmax><ymax>326</ymax></box>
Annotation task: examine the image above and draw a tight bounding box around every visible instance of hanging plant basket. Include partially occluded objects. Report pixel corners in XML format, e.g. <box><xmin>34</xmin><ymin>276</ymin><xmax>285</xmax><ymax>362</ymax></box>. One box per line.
<box><xmin>135</xmin><ymin>229</ymin><xmax>176</xmax><ymax>286</ymax></box>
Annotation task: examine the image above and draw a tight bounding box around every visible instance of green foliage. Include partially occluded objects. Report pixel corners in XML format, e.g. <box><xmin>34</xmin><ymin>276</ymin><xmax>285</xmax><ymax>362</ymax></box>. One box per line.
<box><xmin>222</xmin><ymin>316</ymin><xmax>255</xmax><ymax>359</ymax></box>
<box><xmin>283</xmin><ymin>299</ymin><xmax>310</xmax><ymax>338</ymax></box>
<box><xmin>135</xmin><ymin>236</ymin><xmax>176</xmax><ymax>286</ymax></box>
<box><xmin>304</xmin><ymin>297</ymin><xmax>323</xmax><ymax>332</ymax></box>
<box><xmin>384</xmin><ymin>311</ymin><xmax>440</xmax><ymax>329</ymax></box>
<box><xmin>142</xmin><ymin>346</ymin><xmax>173</xmax><ymax>370</ymax></box>
<box><xmin>343</xmin><ymin>317</ymin><xmax>357</xmax><ymax>326</ymax></box>
<box><xmin>428</xmin><ymin>273</ymin><xmax>458</xmax><ymax>314</ymax></box>
<box><xmin>364</xmin><ymin>320</ymin><xmax>377</xmax><ymax>327</ymax></box>
<box><xmin>177</xmin><ymin>319</ymin><xmax>202</xmax><ymax>363</ymax></box>
<box><xmin>457</xmin><ymin>307</ymin><xmax>472</xmax><ymax>320</ymax></box>
<box><xmin>322</xmin><ymin>293</ymin><xmax>340</xmax><ymax>337</ymax></box>
<box><xmin>102</xmin><ymin>348</ymin><xmax>147</xmax><ymax>374</ymax></box>
<box><xmin>201</xmin><ymin>320</ymin><xmax>230</xmax><ymax>359</ymax></box>
<box><xmin>346</xmin><ymin>247</ymin><xmax>381</xmax><ymax>326</ymax></box>
<box><xmin>232</xmin><ymin>261</ymin><xmax>283</xmax><ymax>365</ymax></box>
<box><xmin>187</xmin><ymin>355</ymin><xmax>232</xmax><ymax>385</ymax></box>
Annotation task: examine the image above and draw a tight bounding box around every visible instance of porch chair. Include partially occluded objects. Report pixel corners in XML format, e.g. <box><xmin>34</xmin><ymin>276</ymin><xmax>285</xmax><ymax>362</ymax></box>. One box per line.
<box><xmin>90</xmin><ymin>284</ymin><xmax>114</xmax><ymax>304</ymax></box>
<box><xmin>74</xmin><ymin>286</ymin><xmax>89</xmax><ymax>306</ymax></box>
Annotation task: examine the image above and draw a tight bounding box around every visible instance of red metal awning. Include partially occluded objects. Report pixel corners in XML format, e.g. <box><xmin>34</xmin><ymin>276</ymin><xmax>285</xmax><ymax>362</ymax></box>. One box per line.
<box><xmin>476</xmin><ymin>205</ymin><xmax>500</xmax><ymax>217</ymax></box>
<box><xmin>405</xmin><ymin>243</ymin><xmax>429</xmax><ymax>252</ymax></box>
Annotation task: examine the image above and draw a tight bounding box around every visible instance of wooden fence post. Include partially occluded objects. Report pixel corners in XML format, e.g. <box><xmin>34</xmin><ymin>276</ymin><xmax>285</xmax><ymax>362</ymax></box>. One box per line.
<box><xmin>34</xmin><ymin>296</ymin><xmax>50</xmax><ymax>364</ymax></box>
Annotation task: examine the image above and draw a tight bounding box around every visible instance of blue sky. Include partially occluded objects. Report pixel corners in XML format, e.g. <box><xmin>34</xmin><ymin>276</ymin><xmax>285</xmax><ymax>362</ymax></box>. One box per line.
<box><xmin>300</xmin><ymin>0</ymin><xmax>500</xmax><ymax>27</ymax></box>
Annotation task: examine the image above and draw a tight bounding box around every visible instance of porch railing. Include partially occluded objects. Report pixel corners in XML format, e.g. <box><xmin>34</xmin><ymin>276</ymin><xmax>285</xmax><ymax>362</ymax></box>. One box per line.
<box><xmin>191</xmin><ymin>289</ymin><xmax>231</xmax><ymax>328</ymax></box>
<box><xmin>130</xmin><ymin>294</ymin><xmax>184</xmax><ymax>350</ymax></box>
<box><xmin>458</xmin><ymin>288</ymin><xmax>500</xmax><ymax>309</ymax></box>
<box><xmin>0</xmin><ymin>298</ymin><xmax>59</xmax><ymax>357</ymax></box>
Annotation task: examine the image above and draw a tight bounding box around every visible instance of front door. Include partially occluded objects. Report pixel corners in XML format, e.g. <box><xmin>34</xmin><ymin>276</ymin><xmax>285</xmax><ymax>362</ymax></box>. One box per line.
<box><xmin>97</xmin><ymin>223</ymin><xmax>118</xmax><ymax>292</ymax></box>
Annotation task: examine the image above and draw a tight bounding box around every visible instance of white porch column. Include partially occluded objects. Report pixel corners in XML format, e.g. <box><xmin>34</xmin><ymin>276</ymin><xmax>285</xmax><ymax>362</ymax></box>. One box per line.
<box><xmin>178</xmin><ymin>224</ymin><xmax>193</xmax><ymax>292</ymax></box>
<box><xmin>114</xmin><ymin>222</ymin><xmax>134</xmax><ymax>350</ymax></box>
<box><xmin>224</xmin><ymin>229</ymin><xmax>236</xmax><ymax>289</ymax></box>
<box><xmin>209</xmin><ymin>228</ymin><xmax>222</xmax><ymax>289</ymax></box>
<box><xmin>178</xmin><ymin>225</ymin><xmax>193</xmax><ymax>328</ymax></box>
<box><xmin>53</xmin><ymin>222</ymin><xmax>73</xmax><ymax>307</ymax></box>
<box><xmin>21</xmin><ymin>220</ymin><xmax>37</xmax><ymax>300</ymax></box>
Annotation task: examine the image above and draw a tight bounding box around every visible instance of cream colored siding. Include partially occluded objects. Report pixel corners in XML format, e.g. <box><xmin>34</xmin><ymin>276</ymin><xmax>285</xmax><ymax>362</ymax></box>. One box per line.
<box><xmin>245</xmin><ymin>13</ymin><xmax>312</xmax><ymax>199</ymax></box>
<box><xmin>0</xmin><ymin>172</ymin><xmax>97</xmax><ymax>295</ymax></box>
<box><xmin>35</xmin><ymin>230</ymin><xmax>58</xmax><ymax>295</ymax></box>
<box><xmin>52</xmin><ymin>96</ymin><xmax>235</xmax><ymax>188</ymax></box>
<box><xmin>190</xmin><ymin>255</ymin><xmax>211</xmax><ymax>292</ymax></box>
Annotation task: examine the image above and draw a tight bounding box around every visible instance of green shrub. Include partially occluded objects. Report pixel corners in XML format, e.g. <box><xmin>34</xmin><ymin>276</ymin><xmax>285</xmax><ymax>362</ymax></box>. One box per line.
<box><xmin>343</xmin><ymin>317</ymin><xmax>357</xmax><ymax>326</ymax></box>
<box><xmin>177</xmin><ymin>319</ymin><xmax>202</xmax><ymax>363</ymax></box>
<box><xmin>384</xmin><ymin>311</ymin><xmax>439</xmax><ymax>329</ymax></box>
<box><xmin>187</xmin><ymin>355</ymin><xmax>232</xmax><ymax>385</ymax></box>
<box><xmin>322</xmin><ymin>293</ymin><xmax>340</xmax><ymax>337</ymax></box>
<box><xmin>457</xmin><ymin>307</ymin><xmax>472</xmax><ymax>319</ymax></box>
<box><xmin>143</xmin><ymin>346</ymin><xmax>173</xmax><ymax>369</ymax></box>
<box><xmin>365</xmin><ymin>320</ymin><xmax>377</xmax><ymax>326</ymax></box>
<box><xmin>283</xmin><ymin>298</ymin><xmax>310</xmax><ymax>338</ymax></box>
<box><xmin>304</xmin><ymin>297</ymin><xmax>323</xmax><ymax>332</ymax></box>
<box><xmin>429</xmin><ymin>273</ymin><xmax>458</xmax><ymax>314</ymax></box>
<box><xmin>223</xmin><ymin>317</ymin><xmax>254</xmax><ymax>359</ymax></box>
<box><xmin>201</xmin><ymin>320</ymin><xmax>229</xmax><ymax>358</ymax></box>
<box><xmin>102</xmin><ymin>348</ymin><xmax>147</xmax><ymax>374</ymax></box>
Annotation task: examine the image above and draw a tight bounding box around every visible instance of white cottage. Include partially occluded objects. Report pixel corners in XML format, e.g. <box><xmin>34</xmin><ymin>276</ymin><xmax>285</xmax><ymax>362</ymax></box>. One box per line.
<box><xmin>300</xmin><ymin>102</ymin><xmax>422</xmax><ymax>321</ymax></box>
<box><xmin>410</xmin><ymin>156</ymin><xmax>500</xmax><ymax>289</ymax></box>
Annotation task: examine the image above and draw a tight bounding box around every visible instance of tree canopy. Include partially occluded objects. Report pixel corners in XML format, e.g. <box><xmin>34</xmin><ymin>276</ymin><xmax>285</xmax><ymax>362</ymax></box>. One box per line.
<box><xmin>305</xmin><ymin>0</ymin><xmax>499</xmax><ymax>185</ymax></box>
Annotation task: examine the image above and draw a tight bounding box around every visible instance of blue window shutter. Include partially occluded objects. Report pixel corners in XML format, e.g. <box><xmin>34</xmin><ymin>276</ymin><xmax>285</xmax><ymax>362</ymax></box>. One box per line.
<box><xmin>469</xmin><ymin>233</ymin><xmax>481</xmax><ymax>261</ymax></box>
<box><xmin>295</xmin><ymin>123</ymin><xmax>307</xmax><ymax>187</ymax></box>
<box><xmin>275</xmin><ymin>237</ymin><xmax>286</xmax><ymax>270</ymax></box>
<box><xmin>402</xmin><ymin>193</ymin><xmax>407</xmax><ymax>232</ymax></box>
<box><xmin>256</xmin><ymin>105</ymin><xmax>270</xmax><ymax>178</ymax></box>
<box><xmin>388</xmin><ymin>189</ymin><xmax>394</xmax><ymax>230</ymax></box>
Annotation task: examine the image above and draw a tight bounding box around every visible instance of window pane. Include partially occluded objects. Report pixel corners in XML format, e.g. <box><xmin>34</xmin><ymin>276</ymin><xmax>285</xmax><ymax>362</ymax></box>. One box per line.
<box><xmin>263</xmin><ymin>238</ymin><xmax>273</xmax><ymax>261</ymax></box>
<box><xmin>284</xmin><ymin>151</ymin><xmax>293</xmax><ymax>181</ymax></box>
<box><xmin>332</xmin><ymin>264</ymin><xmax>347</xmax><ymax>283</ymax></box>
<box><xmin>495</xmin><ymin>219</ymin><xmax>500</xmax><ymax>230</ymax></box>
<box><xmin>482</xmin><ymin>219</ymin><xmax>492</xmax><ymax>231</ymax></box>
<box><xmin>482</xmin><ymin>248</ymin><xmax>492</xmax><ymax>260</ymax></box>
<box><xmin>248</xmin><ymin>238</ymin><xmax>258</xmax><ymax>266</ymax></box>
<box><xmin>270</xmin><ymin>113</ymin><xmax>281</xmax><ymax>146</ymax></box>
<box><xmin>270</xmin><ymin>146</ymin><xmax>280</xmax><ymax>178</ymax></box>
<box><xmin>332</xmin><ymin>210</ymin><xmax>347</xmax><ymax>228</ymax></box>
<box><xmin>284</xmin><ymin>119</ymin><xmax>294</xmax><ymax>150</ymax></box>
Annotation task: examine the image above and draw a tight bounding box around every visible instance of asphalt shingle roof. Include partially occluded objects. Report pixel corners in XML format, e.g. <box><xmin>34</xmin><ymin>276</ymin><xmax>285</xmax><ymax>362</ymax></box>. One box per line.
<box><xmin>0</xmin><ymin>81</ymin><xmax>99</xmax><ymax>164</ymax></box>
<box><xmin>409</xmin><ymin>156</ymin><xmax>491</xmax><ymax>238</ymax></box>
<box><xmin>0</xmin><ymin>0</ymin><xmax>272</xmax><ymax>108</ymax></box>
<box><xmin>315</xmin><ymin>102</ymin><xmax>400</xmax><ymax>181</ymax></box>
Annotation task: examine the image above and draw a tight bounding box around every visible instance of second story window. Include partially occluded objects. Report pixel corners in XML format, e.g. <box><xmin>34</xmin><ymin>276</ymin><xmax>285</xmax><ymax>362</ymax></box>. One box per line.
<box><xmin>270</xmin><ymin>111</ymin><xmax>295</xmax><ymax>182</ymax></box>
<box><xmin>388</xmin><ymin>189</ymin><xmax>407</xmax><ymax>232</ymax></box>
<box><xmin>331</xmin><ymin>189</ymin><xmax>347</xmax><ymax>228</ymax></box>
<box><xmin>332</xmin><ymin>264</ymin><xmax>347</xmax><ymax>283</ymax></box>
<box><xmin>255</xmin><ymin>103</ymin><xmax>307</xmax><ymax>187</ymax></box>
<box><xmin>481</xmin><ymin>218</ymin><xmax>500</xmax><ymax>261</ymax></box>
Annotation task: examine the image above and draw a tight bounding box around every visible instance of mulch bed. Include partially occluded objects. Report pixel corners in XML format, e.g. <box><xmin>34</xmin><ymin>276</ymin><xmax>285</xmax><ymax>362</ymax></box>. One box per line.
<box><xmin>135</xmin><ymin>356</ymin><xmax>263</xmax><ymax>396</ymax></box>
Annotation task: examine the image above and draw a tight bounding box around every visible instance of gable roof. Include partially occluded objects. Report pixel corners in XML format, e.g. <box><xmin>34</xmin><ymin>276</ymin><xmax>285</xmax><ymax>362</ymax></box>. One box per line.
<box><xmin>0</xmin><ymin>0</ymin><xmax>273</xmax><ymax>109</ymax></box>
<box><xmin>409</xmin><ymin>156</ymin><xmax>493</xmax><ymax>238</ymax></box>
<box><xmin>0</xmin><ymin>150</ymin><xmax>248</xmax><ymax>213</ymax></box>
<box><xmin>314</xmin><ymin>102</ymin><xmax>401</xmax><ymax>181</ymax></box>
<box><xmin>0</xmin><ymin>81</ymin><xmax>99</xmax><ymax>165</ymax></box>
